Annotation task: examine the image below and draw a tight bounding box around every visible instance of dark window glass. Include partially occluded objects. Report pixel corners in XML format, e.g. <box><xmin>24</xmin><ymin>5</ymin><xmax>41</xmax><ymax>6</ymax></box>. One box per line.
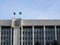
<box><xmin>25</xmin><ymin>37</ymin><xmax>27</xmax><ymax>40</ymax></box>
<box><xmin>6</xmin><ymin>42</ymin><xmax>8</xmax><ymax>45</ymax></box>
<box><xmin>37</xmin><ymin>31</ymin><xmax>38</xmax><ymax>33</ymax></box>
<box><xmin>4</xmin><ymin>42</ymin><xmax>5</xmax><ymax>45</ymax></box>
<box><xmin>14</xmin><ymin>21</ymin><xmax>19</xmax><ymax>26</ymax></box>
<box><xmin>31</xmin><ymin>37</ymin><xmax>32</xmax><ymax>40</ymax></box>
<box><xmin>23</xmin><ymin>32</ymin><xmax>24</xmax><ymax>34</ymax></box>
<box><xmin>39</xmin><ymin>31</ymin><xmax>41</xmax><ymax>34</ymax></box>
<box><xmin>20</xmin><ymin>41</ymin><xmax>21</xmax><ymax>45</ymax></box>
<box><xmin>25</xmin><ymin>32</ymin><xmax>27</xmax><ymax>34</ymax></box>
<box><xmin>20</xmin><ymin>37</ymin><xmax>21</xmax><ymax>40</ymax></box>
<box><xmin>28</xmin><ymin>32</ymin><xmax>30</xmax><ymax>34</ymax></box>
<box><xmin>23</xmin><ymin>37</ymin><xmax>24</xmax><ymax>40</ymax></box>
<box><xmin>25</xmin><ymin>42</ymin><xmax>27</xmax><ymax>45</ymax></box>
<box><xmin>34</xmin><ymin>32</ymin><xmax>36</xmax><ymax>34</ymax></box>
<box><xmin>31</xmin><ymin>31</ymin><xmax>32</xmax><ymax>34</ymax></box>
<box><xmin>23</xmin><ymin>42</ymin><xmax>24</xmax><ymax>45</ymax></box>
<box><xmin>28</xmin><ymin>42</ymin><xmax>30</xmax><ymax>45</ymax></box>
<box><xmin>40</xmin><ymin>37</ymin><xmax>41</xmax><ymax>40</ymax></box>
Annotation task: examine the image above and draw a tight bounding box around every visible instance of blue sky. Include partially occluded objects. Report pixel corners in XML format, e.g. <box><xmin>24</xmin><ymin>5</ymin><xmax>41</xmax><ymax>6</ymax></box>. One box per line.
<box><xmin>0</xmin><ymin>0</ymin><xmax>60</xmax><ymax>19</ymax></box>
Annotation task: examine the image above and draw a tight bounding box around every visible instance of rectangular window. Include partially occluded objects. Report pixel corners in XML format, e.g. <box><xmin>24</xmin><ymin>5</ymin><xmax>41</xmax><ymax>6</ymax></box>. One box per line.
<box><xmin>1</xmin><ymin>26</ymin><xmax>11</xmax><ymax>45</ymax></box>
<box><xmin>14</xmin><ymin>21</ymin><xmax>20</xmax><ymax>26</ymax></box>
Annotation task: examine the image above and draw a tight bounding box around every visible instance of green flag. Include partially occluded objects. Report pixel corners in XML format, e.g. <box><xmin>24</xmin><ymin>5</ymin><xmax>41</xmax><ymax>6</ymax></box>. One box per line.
<box><xmin>19</xmin><ymin>11</ymin><xmax>22</xmax><ymax>15</ymax></box>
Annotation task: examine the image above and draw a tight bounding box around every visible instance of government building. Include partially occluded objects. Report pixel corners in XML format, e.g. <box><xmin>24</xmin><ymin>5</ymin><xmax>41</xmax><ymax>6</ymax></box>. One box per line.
<box><xmin>0</xmin><ymin>18</ymin><xmax>60</xmax><ymax>45</ymax></box>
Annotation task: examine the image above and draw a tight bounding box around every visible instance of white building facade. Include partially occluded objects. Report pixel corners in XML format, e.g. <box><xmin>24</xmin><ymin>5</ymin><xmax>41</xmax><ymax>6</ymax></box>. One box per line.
<box><xmin>0</xmin><ymin>18</ymin><xmax>60</xmax><ymax>45</ymax></box>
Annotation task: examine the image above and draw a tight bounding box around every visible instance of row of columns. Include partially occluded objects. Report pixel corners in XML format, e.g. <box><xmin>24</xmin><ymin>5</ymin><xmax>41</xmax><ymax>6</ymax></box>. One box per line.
<box><xmin>20</xmin><ymin>26</ymin><xmax>35</xmax><ymax>45</ymax></box>
<box><xmin>13</xmin><ymin>26</ymin><xmax>57</xmax><ymax>45</ymax></box>
<box><xmin>44</xmin><ymin>26</ymin><xmax>57</xmax><ymax>45</ymax></box>
<box><xmin>21</xmin><ymin>26</ymin><xmax>35</xmax><ymax>45</ymax></box>
<box><xmin>32</xmin><ymin>26</ymin><xmax>57</xmax><ymax>45</ymax></box>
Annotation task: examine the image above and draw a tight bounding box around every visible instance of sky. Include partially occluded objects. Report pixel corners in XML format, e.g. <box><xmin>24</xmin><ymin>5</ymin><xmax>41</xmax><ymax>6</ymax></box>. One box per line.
<box><xmin>0</xmin><ymin>0</ymin><xmax>60</xmax><ymax>19</ymax></box>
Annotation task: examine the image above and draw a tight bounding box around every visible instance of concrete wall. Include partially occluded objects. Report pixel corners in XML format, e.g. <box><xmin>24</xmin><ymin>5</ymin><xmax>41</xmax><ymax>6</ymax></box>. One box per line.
<box><xmin>0</xmin><ymin>20</ymin><xmax>11</xmax><ymax>26</ymax></box>
<box><xmin>0</xmin><ymin>19</ymin><xmax>60</xmax><ymax>26</ymax></box>
<box><xmin>23</xmin><ymin>20</ymin><xmax>60</xmax><ymax>26</ymax></box>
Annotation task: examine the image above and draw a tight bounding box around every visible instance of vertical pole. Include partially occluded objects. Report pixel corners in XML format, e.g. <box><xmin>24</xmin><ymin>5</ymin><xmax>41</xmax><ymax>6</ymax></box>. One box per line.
<box><xmin>11</xmin><ymin>27</ymin><xmax>12</xmax><ymax>45</ymax></box>
<box><xmin>55</xmin><ymin>26</ymin><xmax>57</xmax><ymax>40</ymax></box>
<box><xmin>21</xmin><ymin>26</ymin><xmax>23</xmax><ymax>45</ymax></box>
<box><xmin>17</xmin><ymin>27</ymin><xmax>20</xmax><ymax>45</ymax></box>
<box><xmin>13</xmin><ymin>27</ymin><xmax>20</xmax><ymax>45</ymax></box>
<box><xmin>44</xmin><ymin>26</ymin><xmax>46</xmax><ymax>45</ymax></box>
<box><xmin>32</xmin><ymin>26</ymin><xmax>34</xmax><ymax>45</ymax></box>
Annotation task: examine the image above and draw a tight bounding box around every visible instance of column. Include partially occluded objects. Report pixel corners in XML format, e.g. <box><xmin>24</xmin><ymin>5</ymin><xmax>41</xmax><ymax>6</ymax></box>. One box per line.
<box><xmin>21</xmin><ymin>26</ymin><xmax>23</xmax><ymax>45</ymax></box>
<box><xmin>11</xmin><ymin>27</ymin><xmax>13</xmax><ymax>45</ymax></box>
<box><xmin>55</xmin><ymin>26</ymin><xmax>57</xmax><ymax>40</ymax></box>
<box><xmin>32</xmin><ymin>26</ymin><xmax>34</xmax><ymax>45</ymax></box>
<box><xmin>13</xmin><ymin>27</ymin><xmax>20</xmax><ymax>45</ymax></box>
<box><xmin>0</xmin><ymin>26</ymin><xmax>1</xmax><ymax>45</ymax></box>
<box><xmin>44</xmin><ymin>26</ymin><xmax>46</xmax><ymax>45</ymax></box>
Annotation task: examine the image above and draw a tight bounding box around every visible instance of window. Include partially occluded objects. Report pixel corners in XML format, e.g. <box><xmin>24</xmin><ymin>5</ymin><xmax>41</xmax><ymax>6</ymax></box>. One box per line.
<box><xmin>31</xmin><ymin>37</ymin><xmax>32</xmax><ymax>40</ymax></box>
<box><xmin>28</xmin><ymin>37</ymin><xmax>30</xmax><ymax>40</ymax></box>
<box><xmin>23</xmin><ymin>37</ymin><xmax>24</xmax><ymax>40</ymax></box>
<box><xmin>14</xmin><ymin>20</ymin><xmax>20</xmax><ymax>26</ymax></box>
<box><xmin>25</xmin><ymin>42</ymin><xmax>27</xmax><ymax>45</ymax></box>
<box><xmin>6</xmin><ymin>42</ymin><xmax>8</xmax><ymax>45</ymax></box>
<box><xmin>25</xmin><ymin>32</ymin><xmax>27</xmax><ymax>34</ymax></box>
<box><xmin>31</xmin><ymin>31</ymin><xmax>32</xmax><ymax>34</ymax></box>
<box><xmin>28</xmin><ymin>42</ymin><xmax>30</xmax><ymax>45</ymax></box>
<box><xmin>37</xmin><ymin>31</ymin><xmax>38</xmax><ymax>33</ymax></box>
<box><xmin>48</xmin><ymin>37</ymin><xmax>50</xmax><ymax>40</ymax></box>
<box><xmin>20</xmin><ymin>42</ymin><xmax>21</xmax><ymax>45</ymax></box>
<box><xmin>1</xmin><ymin>27</ymin><xmax>11</xmax><ymax>45</ymax></box>
<box><xmin>25</xmin><ymin>37</ymin><xmax>27</xmax><ymax>40</ymax></box>
<box><xmin>7</xmin><ymin>32</ymin><xmax>8</xmax><ymax>35</ymax></box>
<box><xmin>4</xmin><ymin>36</ymin><xmax>5</xmax><ymax>39</ymax></box>
<box><xmin>39</xmin><ymin>31</ymin><xmax>41</xmax><ymax>34</ymax></box>
<box><xmin>34</xmin><ymin>32</ymin><xmax>36</xmax><ymax>34</ymax></box>
<box><xmin>20</xmin><ymin>37</ymin><xmax>21</xmax><ymax>40</ymax></box>
<box><xmin>4</xmin><ymin>42</ymin><xmax>5</xmax><ymax>45</ymax></box>
<box><xmin>23</xmin><ymin>42</ymin><xmax>24</xmax><ymax>45</ymax></box>
<box><xmin>1</xmin><ymin>42</ymin><xmax>2</xmax><ymax>45</ymax></box>
<box><xmin>40</xmin><ymin>37</ymin><xmax>41</xmax><ymax>40</ymax></box>
<box><xmin>28</xmin><ymin>32</ymin><xmax>30</xmax><ymax>34</ymax></box>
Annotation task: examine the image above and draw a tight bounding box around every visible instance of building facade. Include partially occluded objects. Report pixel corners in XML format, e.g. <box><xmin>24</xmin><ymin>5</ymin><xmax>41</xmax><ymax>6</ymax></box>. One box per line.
<box><xmin>0</xmin><ymin>18</ymin><xmax>60</xmax><ymax>45</ymax></box>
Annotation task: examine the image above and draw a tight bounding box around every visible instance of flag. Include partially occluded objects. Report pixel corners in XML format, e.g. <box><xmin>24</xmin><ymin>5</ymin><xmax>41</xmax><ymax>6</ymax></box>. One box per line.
<box><xmin>13</xmin><ymin>12</ymin><xmax>16</xmax><ymax>15</ymax></box>
<box><xmin>13</xmin><ymin>11</ymin><xmax>22</xmax><ymax>15</ymax></box>
<box><xmin>19</xmin><ymin>11</ymin><xmax>22</xmax><ymax>15</ymax></box>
